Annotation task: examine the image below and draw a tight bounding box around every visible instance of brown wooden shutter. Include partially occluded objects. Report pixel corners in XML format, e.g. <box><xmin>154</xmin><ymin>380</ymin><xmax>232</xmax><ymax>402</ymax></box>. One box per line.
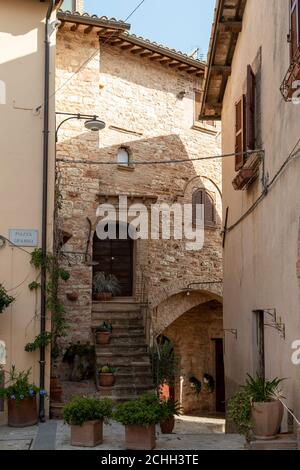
<box><xmin>235</xmin><ymin>95</ymin><xmax>246</xmax><ymax>171</ymax></box>
<box><xmin>246</xmin><ymin>65</ymin><xmax>255</xmax><ymax>151</ymax></box>
<box><xmin>192</xmin><ymin>189</ymin><xmax>203</xmax><ymax>225</ymax></box>
<box><xmin>194</xmin><ymin>91</ymin><xmax>202</xmax><ymax>121</ymax></box>
<box><xmin>204</xmin><ymin>191</ymin><xmax>215</xmax><ymax>225</ymax></box>
<box><xmin>290</xmin><ymin>0</ymin><xmax>300</xmax><ymax>60</ymax></box>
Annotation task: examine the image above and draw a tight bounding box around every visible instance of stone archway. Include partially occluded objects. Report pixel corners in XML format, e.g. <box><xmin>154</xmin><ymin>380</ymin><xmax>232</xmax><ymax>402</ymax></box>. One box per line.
<box><xmin>152</xmin><ymin>290</ymin><xmax>224</xmax><ymax>415</ymax></box>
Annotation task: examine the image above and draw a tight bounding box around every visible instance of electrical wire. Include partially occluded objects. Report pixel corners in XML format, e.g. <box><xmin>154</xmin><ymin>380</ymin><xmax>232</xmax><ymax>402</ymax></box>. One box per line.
<box><xmin>36</xmin><ymin>0</ymin><xmax>147</xmax><ymax>112</ymax></box>
<box><xmin>56</xmin><ymin>149</ymin><xmax>263</xmax><ymax>166</ymax></box>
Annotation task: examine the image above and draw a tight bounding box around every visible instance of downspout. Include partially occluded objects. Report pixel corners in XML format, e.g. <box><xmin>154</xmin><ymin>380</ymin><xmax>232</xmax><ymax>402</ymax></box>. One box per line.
<box><xmin>40</xmin><ymin>0</ymin><xmax>56</xmax><ymax>423</ymax></box>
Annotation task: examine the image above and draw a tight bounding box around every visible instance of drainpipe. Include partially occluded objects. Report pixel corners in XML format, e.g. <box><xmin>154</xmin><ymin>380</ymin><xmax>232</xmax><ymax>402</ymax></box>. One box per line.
<box><xmin>39</xmin><ymin>0</ymin><xmax>56</xmax><ymax>423</ymax></box>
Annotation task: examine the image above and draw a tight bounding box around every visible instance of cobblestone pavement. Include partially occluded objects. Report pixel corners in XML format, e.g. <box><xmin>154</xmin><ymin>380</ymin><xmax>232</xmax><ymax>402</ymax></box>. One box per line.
<box><xmin>0</xmin><ymin>415</ymin><xmax>245</xmax><ymax>450</ymax></box>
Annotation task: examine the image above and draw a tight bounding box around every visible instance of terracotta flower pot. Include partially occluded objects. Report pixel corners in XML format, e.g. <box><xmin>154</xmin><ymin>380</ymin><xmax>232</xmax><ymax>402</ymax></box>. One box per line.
<box><xmin>99</xmin><ymin>373</ymin><xmax>115</xmax><ymax>387</ymax></box>
<box><xmin>94</xmin><ymin>292</ymin><xmax>112</xmax><ymax>301</ymax></box>
<box><xmin>8</xmin><ymin>397</ymin><xmax>38</xmax><ymax>427</ymax></box>
<box><xmin>71</xmin><ymin>419</ymin><xmax>103</xmax><ymax>447</ymax></box>
<box><xmin>50</xmin><ymin>377</ymin><xmax>62</xmax><ymax>403</ymax></box>
<box><xmin>96</xmin><ymin>331</ymin><xmax>111</xmax><ymax>345</ymax></box>
<box><xmin>125</xmin><ymin>424</ymin><xmax>156</xmax><ymax>450</ymax></box>
<box><xmin>66</xmin><ymin>292</ymin><xmax>78</xmax><ymax>302</ymax></box>
<box><xmin>160</xmin><ymin>415</ymin><xmax>175</xmax><ymax>434</ymax></box>
<box><xmin>251</xmin><ymin>400</ymin><xmax>284</xmax><ymax>440</ymax></box>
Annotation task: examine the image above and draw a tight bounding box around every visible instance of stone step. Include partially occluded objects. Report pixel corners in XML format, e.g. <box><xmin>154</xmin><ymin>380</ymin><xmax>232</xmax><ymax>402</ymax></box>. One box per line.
<box><xmin>97</xmin><ymin>384</ymin><xmax>154</xmax><ymax>398</ymax></box>
<box><xmin>109</xmin><ymin>333</ymin><xmax>146</xmax><ymax>346</ymax></box>
<box><xmin>96</xmin><ymin>353</ymin><xmax>150</xmax><ymax>367</ymax></box>
<box><xmin>249</xmin><ymin>434</ymin><xmax>298</xmax><ymax>450</ymax></box>
<box><xmin>114</xmin><ymin>371</ymin><xmax>153</xmax><ymax>386</ymax></box>
<box><xmin>92</xmin><ymin>300</ymin><xmax>142</xmax><ymax>314</ymax></box>
<box><xmin>92</xmin><ymin>314</ymin><xmax>143</xmax><ymax>325</ymax></box>
<box><xmin>96</xmin><ymin>344</ymin><xmax>148</xmax><ymax>355</ymax></box>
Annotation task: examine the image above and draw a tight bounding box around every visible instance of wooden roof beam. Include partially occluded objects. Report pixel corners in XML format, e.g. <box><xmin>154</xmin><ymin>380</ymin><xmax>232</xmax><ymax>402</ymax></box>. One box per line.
<box><xmin>70</xmin><ymin>23</ymin><xmax>80</xmax><ymax>32</ymax></box>
<box><xmin>120</xmin><ymin>43</ymin><xmax>135</xmax><ymax>50</ymax></box>
<box><xmin>130</xmin><ymin>46</ymin><xmax>145</xmax><ymax>55</ymax></box>
<box><xmin>140</xmin><ymin>50</ymin><xmax>154</xmax><ymax>57</ymax></box>
<box><xmin>218</xmin><ymin>21</ymin><xmax>242</xmax><ymax>33</ymax></box>
<box><xmin>150</xmin><ymin>53</ymin><xmax>163</xmax><ymax>61</ymax></box>
<box><xmin>84</xmin><ymin>25</ymin><xmax>94</xmax><ymax>34</ymax></box>
<box><xmin>211</xmin><ymin>65</ymin><xmax>231</xmax><ymax>74</ymax></box>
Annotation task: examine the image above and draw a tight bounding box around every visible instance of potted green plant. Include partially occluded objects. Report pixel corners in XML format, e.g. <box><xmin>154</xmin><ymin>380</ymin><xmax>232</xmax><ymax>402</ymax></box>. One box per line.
<box><xmin>0</xmin><ymin>365</ymin><xmax>46</xmax><ymax>427</ymax></box>
<box><xmin>63</xmin><ymin>396</ymin><xmax>114</xmax><ymax>447</ymax></box>
<box><xmin>114</xmin><ymin>393</ymin><xmax>161</xmax><ymax>450</ymax></box>
<box><xmin>0</xmin><ymin>284</ymin><xmax>14</xmax><ymax>314</ymax></box>
<box><xmin>95</xmin><ymin>321</ymin><xmax>113</xmax><ymax>345</ymax></box>
<box><xmin>150</xmin><ymin>338</ymin><xmax>180</xmax><ymax>399</ymax></box>
<box><xmin>99</xmin><ymin>364</ymin><xmax>116</xmax><ymax>387</ymax></box>
<box><xmin>228</xmin><ymin>374</ymin><xmax>284</xmax><ymax>440</ymax></box>
<box><xmin>159</xmin><ymin>398</ymin><xmax>181</xmax><ymax>434</ymax></box>
<box><xmin>92</xmin><ymin>272</ymin><xmax>121</xmax><ymax>301</ymax></box>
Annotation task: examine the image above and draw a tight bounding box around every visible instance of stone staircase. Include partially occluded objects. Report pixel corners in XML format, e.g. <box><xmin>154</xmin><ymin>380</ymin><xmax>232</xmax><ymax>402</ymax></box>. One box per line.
<box><xmin>92</xmin><ymin>298</ymin><xmax>154</xmax><ymax>401</ymax></box>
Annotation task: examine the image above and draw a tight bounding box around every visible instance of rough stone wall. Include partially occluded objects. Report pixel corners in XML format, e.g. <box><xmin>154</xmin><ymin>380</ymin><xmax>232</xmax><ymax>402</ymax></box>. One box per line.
<box><xmin>55</xmin><ymin>28</ymin><xmax>222</xmax><ymax>350</ymax></box>
<box><xmin>164</xmin><ymin>301</ymin><xmax>223</xmax><ymax>413</ymax></box>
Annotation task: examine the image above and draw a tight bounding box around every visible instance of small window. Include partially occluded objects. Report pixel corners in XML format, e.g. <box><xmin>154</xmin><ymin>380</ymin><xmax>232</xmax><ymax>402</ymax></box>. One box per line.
<box><xmin>192</xmin><ymin>189</ymin><xmax>215</xmax><ymax>227</ymax></box>
<box><xmin>117</xmin><ymin>148</ymin><xmax>130</xmax><ymax>167</ymax></box>
<box><xmin>61</xmin><ymin>0</ymin><xmax>76</xmax><ymax>11</ymax></box>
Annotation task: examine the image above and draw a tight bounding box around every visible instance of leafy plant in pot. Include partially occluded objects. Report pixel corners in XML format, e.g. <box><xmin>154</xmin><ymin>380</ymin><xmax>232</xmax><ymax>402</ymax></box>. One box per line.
<box><xmin>159</xmin><ymin>398</ymin><xmax>182</xmax><ymax>434</ymax></box>
<box><xmin>95</xmin><ymin>321</ymin><xmax>113</xmax><ymax>345</ymax></box>
<box><xmin>0</xmin><ymin>365</ymin><xmax>46</xmax><ymax>427</ymax></box>
<box><xmin>0</xmin><ymin>284</ymin><xmax>14</xmax><ymax>314</ymax></box>
<box><xmin>63</xmin><ymin>396</ymin><xmax>114</xmax><ymax>447</ymax></box>
<box><xmin>99</xmin><ymin>365</ymin><xmax>116</xmax><ymax>387</ymax></box>
<box><xmin>93</xmin><ymin>272</ymin><xmax>121</xmax><ymax>301</ymax></box>
<box><xmin>114</xmin><ymin>393</ymin><xmax>161</xmax><ymax>450</ymax></box>
<box><xmin>228</xmin><ymin>374</ymin><xmax>284</xmax><ymax>441</ymax></box>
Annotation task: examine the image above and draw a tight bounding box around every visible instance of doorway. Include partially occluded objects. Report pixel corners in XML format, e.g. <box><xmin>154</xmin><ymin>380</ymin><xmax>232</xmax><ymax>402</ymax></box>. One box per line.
<box><xmin>214</xmin><ymin>338</ymin><xmax>225</xmax><ymax>412</ymax></box>
<box><xmin>93</xmin><ymin>224</ymin><xmax>133</xmax><ymax>296</ymax></box>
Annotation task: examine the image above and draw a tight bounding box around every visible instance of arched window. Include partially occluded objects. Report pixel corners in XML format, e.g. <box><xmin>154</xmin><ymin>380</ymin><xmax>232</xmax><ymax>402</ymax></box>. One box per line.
<box><xmin>192</xmin><ymin>189</ymin><xmax>215</xmax><ymax>226</ymax></box>
<box><xmin>117</xmin><ymin>148</ymin><xmax>130</xmax><ymax>167</ymax></box>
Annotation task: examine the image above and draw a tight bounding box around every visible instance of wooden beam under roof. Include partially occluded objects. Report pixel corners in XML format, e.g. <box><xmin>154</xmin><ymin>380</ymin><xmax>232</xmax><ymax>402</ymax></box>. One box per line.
<box><xmin>218</xmin><ymin>21</ymin><xmax>242</xmax><ymax>33</ymax></box>
<box><xmin>211</xmin><ymin>65</ymin><xmax>231</xmax><ymax>74</ymax></box>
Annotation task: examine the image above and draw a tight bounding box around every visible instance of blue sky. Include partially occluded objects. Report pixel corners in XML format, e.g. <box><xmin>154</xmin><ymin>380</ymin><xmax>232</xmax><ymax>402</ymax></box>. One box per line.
<box><xmin>83</xmin><ymin>0</ymin><xmax>215</xmax><ymax>58</ymax></box>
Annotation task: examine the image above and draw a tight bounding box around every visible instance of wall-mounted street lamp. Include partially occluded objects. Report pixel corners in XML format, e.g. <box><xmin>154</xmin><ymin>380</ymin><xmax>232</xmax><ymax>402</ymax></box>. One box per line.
<box><xmin>55</xmin><ymin>112</ymin><xmax>106</xmax><ymax>142</ymax></box>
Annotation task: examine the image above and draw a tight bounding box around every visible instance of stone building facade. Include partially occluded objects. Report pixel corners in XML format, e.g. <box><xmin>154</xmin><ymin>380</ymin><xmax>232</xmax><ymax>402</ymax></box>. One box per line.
<box><xmin>54</xmin><ymin>9</ymin><xmax>223</xmax><ymax>414</ymax></box>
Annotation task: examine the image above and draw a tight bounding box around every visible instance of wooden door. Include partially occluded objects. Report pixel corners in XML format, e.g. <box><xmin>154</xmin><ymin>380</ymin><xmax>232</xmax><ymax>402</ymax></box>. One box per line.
<box><xmin>93</xmin><ymin>225</ymin><xmax>133</xmax><ymax>297</ymax></box>
<box><xmin>214</xmin><ymin>339</ymin><xmax>225</xmax><ymax>413</ymax></box>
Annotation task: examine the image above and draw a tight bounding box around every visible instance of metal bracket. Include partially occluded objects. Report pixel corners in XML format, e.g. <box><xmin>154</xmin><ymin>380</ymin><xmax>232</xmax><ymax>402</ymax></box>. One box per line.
<box><xmin>264</xmin><ymin>319</ymin><xmax>286</xmax><ymax>340</ymax></box>
<box><xmin>223</xmin><ymin>329</ymin><xmax>237</xmax><ymax>340</ymax></box>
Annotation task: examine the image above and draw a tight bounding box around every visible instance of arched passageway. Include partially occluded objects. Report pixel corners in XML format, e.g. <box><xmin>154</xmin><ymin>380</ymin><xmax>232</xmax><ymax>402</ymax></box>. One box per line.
<box><xmin>160</xmin><ymin>299</ymin><xmax>224</xmax><ymax>415</ymax></box>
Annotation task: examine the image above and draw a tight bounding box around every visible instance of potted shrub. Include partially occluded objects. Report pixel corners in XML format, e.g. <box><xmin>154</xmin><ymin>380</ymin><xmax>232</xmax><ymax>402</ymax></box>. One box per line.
<box><xmin>114</xmin><ymin>393</ymin><xmax>161</xmax><ymax>450</ymax></box>
<box><xmin>228</xmin><ymin>374</ymin><xmax>284</xmax><ymax>441</ymax></box>
<box><xmin>150</xmin><ymin>338</ymin><xmax>180</xmax><ymax>399</ymax></box>
<box><xmin>92</xmin><ymin>272</ymin><xmax>121</xmax><ymax>301</ymax></box>
<box><xmin>95</xmin><ymin>321</ymin><xmax>113</xmax><ymax>345</ymax></box>
<box><xmin>99</xmin><ymin>365</ymin><xmax>116</xmax><ymax>387</ymax></box>
<box><xmin>63</xmin><ymin>396</ymin><xmax>114</xmax><ymax>447</ymax></box>
<box><xmin>0</xmin><ymin>365</ymin><xmax>46</xmax><ymax>427</ymax></box>
<box><xmin>0</xmin><ymin>284</ymin><xmax>14</xmax><ymax>314</ymax></box>
<box><xmin>159</xmin><ymin>398</ymin><xmax>181</xmax><ymax>434</ymax></box>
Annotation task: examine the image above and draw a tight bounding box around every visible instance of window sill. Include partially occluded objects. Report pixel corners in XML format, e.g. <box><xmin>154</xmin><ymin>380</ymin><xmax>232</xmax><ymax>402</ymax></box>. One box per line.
<box><xmin>192</xmin><ymin>122</ymin><xmax>218</xmax><ymax>135</ymax></box>
<box><xmin>117</xmin><ymin>164</ymin><xmax>135</xmax><ymax>172</ymax></box>
<box><xmin>232</xmin><ymin>151</ymin><xmax>262</xmax><ymax>191</ymax></box>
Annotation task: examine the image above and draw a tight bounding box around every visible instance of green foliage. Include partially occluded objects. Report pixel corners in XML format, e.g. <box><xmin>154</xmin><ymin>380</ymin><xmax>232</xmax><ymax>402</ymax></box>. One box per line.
<box><xmin>244</xmin><ymin>374</ymin><xmax>285</xmax><ymax>402</ymax></box>
<box><xmin>63</xmin><ymin>342</ymin><xmax>95</xmax><ymax>363</ymax></box>
<box><xmin>92</xmin><ymin>272</ymin><xmax>121</xmax><ymax>295</ymax></box>
<box><xmin>95</xmin><ymin>321</ymin><xmax>113</xmax><ymax>333</ymax></box>
<box><xmin>28</xmin><ymin>281</ymin><xmax>41</xmax><ymax>291</ymax></box>
<box><xmin>227</xmin><ymin>390</ymin><xmax>253</xmax><ymax>438</ymax></box>
<box><xmin>63</xmin><ymin>396</ymin><xmax>114</xmax><ymax>426</ymax></box>
<box><xmin>114</xmin><ymin>393</ymin><xmax>162</xmax><ymax>427</ymax></box>
<box><xmin>99</xmin><ymin>364</ymin><xmax>116</xmax><ymax>374</ymax></box>
<box><xmin>29</xmin><ymin>248</ymin><xmax>70</xmax><ymax>358</ymax></box>
<box><xmin>227</xmin><ymin>374</ymin><xmax>285</xmax><ymax>438</ymax></box>
<box><xmin>0</xmin><ymin>284</ymin><xmax>15</xmax><ymax>314</ymax></box>
<box><xmin>159</xmin><ymin>399</ymin><xmax>182</xmax><ymax>420</ymax></box>
<box><xmin>0</xmin><ymin>365</ymin><xmax>44</xmax><ymax>401</ymax></box>
<box><xmin>25</xmin><ymin>331</ymin><xmax>53</xmax><ymax>352</ymax></box>
<box><xmin>150</xmin><ymin>339</ymin><xmax>180</xmax><ymax>389</ymax></box>
<box><xmin>189</xmin><ymin>376</ymin><xmax>202</xmax><ymax>395</ymax></box>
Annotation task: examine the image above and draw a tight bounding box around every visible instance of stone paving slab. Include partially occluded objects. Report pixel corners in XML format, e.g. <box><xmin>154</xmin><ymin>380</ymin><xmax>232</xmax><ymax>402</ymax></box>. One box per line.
<box><xmin>0</xmin><ymin>424</ymin><xmax>38</xmax><ymax>450</ymax></box>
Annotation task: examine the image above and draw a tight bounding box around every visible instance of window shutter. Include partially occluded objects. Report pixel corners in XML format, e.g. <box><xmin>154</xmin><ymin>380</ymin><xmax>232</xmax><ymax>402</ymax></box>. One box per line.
<box><xmin>204</xmin><ymin>191</ymin><xmax>215</xmax><ymax>225</ymax></box>
<box><xmin>246</xmin><ymin>65</ymin><xmax>255</xmax><ymax>151</ymax></box>
<box><xmin>290</xmin><ymin>0</ymin><xmax>300</xmax><ymax>60</ymax></box>
<box><xmin>235</xmin><ymin>95</ymin><xmax>246</xmax><ymax>171</ymax></box>
<box><xmin>194</xmin><ymin>91</ymin><xmax>202</xmax><ymax>121</ymax></box>
<box><xmin>192</xmin><ymin>189</ymin><xmax>203</xmax><ymax>225</ymax></box>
